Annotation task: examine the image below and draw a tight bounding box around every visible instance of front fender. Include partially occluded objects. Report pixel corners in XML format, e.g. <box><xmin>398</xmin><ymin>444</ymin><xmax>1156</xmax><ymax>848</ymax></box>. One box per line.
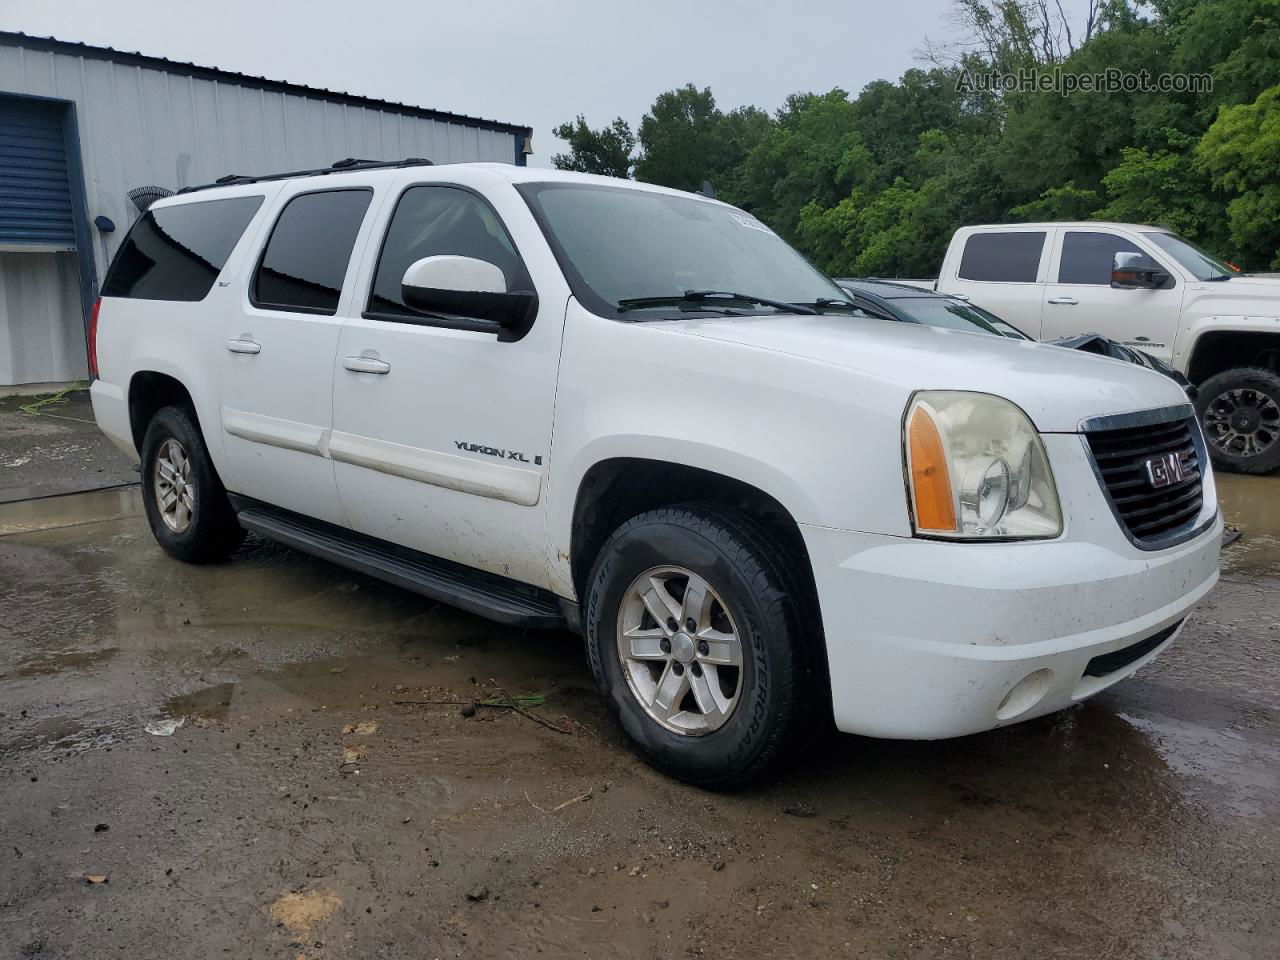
<box><xmin>545</xmin><ymin>301</ymin><xmax>914</xmax><ymax>593</ymax></box>
<box><xmin>1174</xmin><ymin>314</ymin><xmax>1280</xmax><ymax>374</ymax></box>
<box><xmin>551</xmin><ymin>434</ymin><xmax>827</xmax><ymax>588</ymax></box>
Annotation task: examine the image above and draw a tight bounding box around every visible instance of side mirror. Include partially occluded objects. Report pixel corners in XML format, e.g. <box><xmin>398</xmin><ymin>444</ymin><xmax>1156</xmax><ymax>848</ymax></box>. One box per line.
<box><xmin>1111</xmin><ymin>251</ymin><xmax>1170</xmax><ymax>290</ymax></box>
<box><xmin>401</xmin><ymin>256</ymin><xmax>537</xmax><ymax>333</ymax></box>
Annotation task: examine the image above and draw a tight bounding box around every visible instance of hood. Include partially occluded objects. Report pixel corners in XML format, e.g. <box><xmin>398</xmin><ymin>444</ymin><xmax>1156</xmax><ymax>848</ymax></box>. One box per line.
<box><xmin>1183</xmin><ymin>274</ymin><xmax>1280</xmax><ymax>318</ymax></box>
<box><xmin>664</xmin><ymin>313</ymin><xmax>1190</xmax><ymax>433</ymax></box>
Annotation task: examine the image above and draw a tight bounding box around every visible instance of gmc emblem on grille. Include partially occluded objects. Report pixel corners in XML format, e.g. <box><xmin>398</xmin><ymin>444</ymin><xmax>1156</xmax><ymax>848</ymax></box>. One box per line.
<box><xmin>1144</xmin><ymin>451</ymin><xmax>1186</xmax><ymax>488</ymax></box>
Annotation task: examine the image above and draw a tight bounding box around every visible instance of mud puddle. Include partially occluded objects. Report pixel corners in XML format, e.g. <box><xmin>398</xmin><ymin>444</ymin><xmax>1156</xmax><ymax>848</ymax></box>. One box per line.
<box><xmin>0</xmin><ymin>483</ymin><xmax>142</xmax><ymax>536</ymax></box>
<box><xmin>1216</xmin><ymin>472</ymin><xmax>1280</xmax><ymax>578</ymax></box>
<box><xmin>2</xmin><ymin>486</ymin><xmax>1278</xmax><ymax>958</ymax></box>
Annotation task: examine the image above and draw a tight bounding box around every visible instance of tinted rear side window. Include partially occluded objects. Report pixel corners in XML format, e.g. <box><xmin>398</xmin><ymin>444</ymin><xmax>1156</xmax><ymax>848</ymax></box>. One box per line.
<box><xmin>1057</xmin><ymin>231</ymin><xmax>1144</xmax><ymax>285</ymax></box>
<box><xmin>958</xmin><ymin>232</ymin><xmax>1045</xmax><ymax>283</ymax></box>
<box><xmin>253</xmin><ymin>189</ymin><xmax>373</xmax><ymax>314</ymax></box>
<box><xmin>101</xmin><ymin>195</ymin><xmax>263</xmax><ymax>301</ymax></box>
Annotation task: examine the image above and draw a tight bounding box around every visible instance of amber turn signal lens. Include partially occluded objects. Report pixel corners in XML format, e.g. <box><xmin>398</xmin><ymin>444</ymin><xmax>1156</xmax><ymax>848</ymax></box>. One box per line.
<box><xmin>907</xmin><ymin>405</ymin><xmax>957</xmax><ymax>532</ymax></box>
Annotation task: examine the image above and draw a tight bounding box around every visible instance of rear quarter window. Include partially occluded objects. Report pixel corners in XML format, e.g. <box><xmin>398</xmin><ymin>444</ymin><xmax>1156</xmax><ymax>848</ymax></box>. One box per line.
<box><xmin>958</xmin><ymin>231</ymin><xmax>1046</xmax><ymax>283</ymax></box>
<box><xmin>252</xmin><ymin>189</ymin><xmax>374</xmax><ymax>315</ymax></box>
<box><xmin>101</xmin><ymin>195</ymin><xmax>264</xmax><ymax>302</ymax></box>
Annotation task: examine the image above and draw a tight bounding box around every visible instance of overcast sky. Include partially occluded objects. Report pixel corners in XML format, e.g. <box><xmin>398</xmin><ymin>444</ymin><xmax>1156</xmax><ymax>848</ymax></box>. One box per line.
<box><xmin>3</xmin><ymin>0</ymin><xmax>958</xmax><ymax>166</ymax></box>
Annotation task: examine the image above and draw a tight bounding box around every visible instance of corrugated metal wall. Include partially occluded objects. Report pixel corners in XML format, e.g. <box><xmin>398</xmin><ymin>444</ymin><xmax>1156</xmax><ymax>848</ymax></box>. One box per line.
<box><xmin>0</xmin><ymin>38</ymin><xmax>526</xmax><ymax>386</ymax></box>
<box><xmin>0</xmin><ymin>250</ymin><xmax>82</xmax><ymax>385</ymax></box>
<box><xmin>0</xmin><ymin>42</ymin><xmax>519</xmax><ymax>279</ymax></box>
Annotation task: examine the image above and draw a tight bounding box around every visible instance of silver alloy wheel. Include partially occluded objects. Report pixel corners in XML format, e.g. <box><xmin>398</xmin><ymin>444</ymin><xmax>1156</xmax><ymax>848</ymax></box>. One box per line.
<box><xmin>153</xmin><ymin>437</ymin><xmax>195</xmax><ymax>533</ymax></box>
<box><xmin>615</xmin><ymin>566</ymin><xmax>744</xmax><ymax>735</ymax></box>
<box><xmin>1203</xmin><ymin>387</ymin><xmax>1280</xmax><ymax>458</ymax></box>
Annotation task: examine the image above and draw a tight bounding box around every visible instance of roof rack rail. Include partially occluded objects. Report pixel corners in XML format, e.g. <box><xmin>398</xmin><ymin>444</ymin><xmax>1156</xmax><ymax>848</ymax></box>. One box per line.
<box><xmin>178</xmin><ymin>157</ymin><xmax>434</xmax><ymax>194</ymax></box>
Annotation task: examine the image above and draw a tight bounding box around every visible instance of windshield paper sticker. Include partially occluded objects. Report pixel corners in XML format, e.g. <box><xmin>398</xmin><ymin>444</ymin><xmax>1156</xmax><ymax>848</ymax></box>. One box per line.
<box><xmin>730</xmin><ymin>214</ymin><xmax>774</xmax><ymax>235</ymax></box>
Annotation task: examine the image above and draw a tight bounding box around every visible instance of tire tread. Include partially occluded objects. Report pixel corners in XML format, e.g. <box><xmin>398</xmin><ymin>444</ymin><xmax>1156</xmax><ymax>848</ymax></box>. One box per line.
<box><xmin>1195</xmin><ymin>366</ymin><xmax>1280</xmax><ymax>475</ymax></box>
<box><xmin>585</xmin><ymin>502</ymin><xmax>822</xmax><ymax>789</ymax></box>
<box><xmin>141</xmin><ymin>405</ymin><xmax>244</xmax><ymax>563</ymax></box>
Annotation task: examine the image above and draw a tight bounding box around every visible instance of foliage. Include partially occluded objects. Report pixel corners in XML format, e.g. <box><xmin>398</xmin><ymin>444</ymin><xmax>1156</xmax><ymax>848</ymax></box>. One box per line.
<box><xmin>553</xmin><ymin>0</ymin><xmax>1280</xmax><ymax>275</ymax></box>
<box><xmin>551</xmin><ymin>115</ymin><xmax>636</xmax><ymax>178</ymax></box>
<box><xmin>1197</xmin><ymin>85</ymin><xmax>1280</xmax><ymax>266</ymax></box>
<box><xmin>633</xmin><ymin>85</ymin><xmax>766</xmax><ymax>194</ymax></box>
<box><xmin>1098</xmin><ymin>138</ymin><xmax>1226</xmax><ymax>249</ymax></box>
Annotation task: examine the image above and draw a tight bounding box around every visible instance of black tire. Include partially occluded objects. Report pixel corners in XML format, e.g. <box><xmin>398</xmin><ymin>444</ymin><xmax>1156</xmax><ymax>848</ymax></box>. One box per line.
<box><xmin>1195</xmin><ymin>367</ymin><xmax>1280</xmax><ymax>475</ymax></box>
<box><xmin>140</xmin><ymin>405</ymin><xmax>245</xmax><ymax>563</ymax></box>
<box><xmin>584</xmin><ymin>504</ymin><xmax>819</xmax><ymax>789</ymax></box>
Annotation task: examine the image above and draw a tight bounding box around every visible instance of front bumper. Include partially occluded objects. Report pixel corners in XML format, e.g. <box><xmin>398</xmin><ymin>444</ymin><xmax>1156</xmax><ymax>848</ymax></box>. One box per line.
<box><xmin>801</xmin><ymin>433</ymin><xmax>1223</xmax><ymax>740</ymax></box>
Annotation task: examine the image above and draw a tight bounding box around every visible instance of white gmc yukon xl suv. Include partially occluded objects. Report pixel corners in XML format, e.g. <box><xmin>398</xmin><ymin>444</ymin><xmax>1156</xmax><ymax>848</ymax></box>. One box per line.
<box><xmin>933</xmin><ymin>223</ymin><xmax>1280</xmax><ymax>474</ymax></box>
<box><xmin>90</xmin><ymin>160</ymin><xmax>1222</xmax><ymax>787</ymax></box>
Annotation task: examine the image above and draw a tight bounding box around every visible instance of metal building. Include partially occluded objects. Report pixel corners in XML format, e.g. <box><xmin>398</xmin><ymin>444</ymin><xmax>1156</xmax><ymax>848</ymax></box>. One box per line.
<box><xmin>0</xmin><ymin>32</ymin><xmax>533</xmax><ymax>390</ymax></box>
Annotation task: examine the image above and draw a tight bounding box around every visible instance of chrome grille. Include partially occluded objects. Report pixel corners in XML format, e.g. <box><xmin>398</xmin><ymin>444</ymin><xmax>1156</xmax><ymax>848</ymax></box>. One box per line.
<box><xmin>1084</xmin><ymin>416</ymin><xmax>1205</xmax><ymax>547</ymax></box>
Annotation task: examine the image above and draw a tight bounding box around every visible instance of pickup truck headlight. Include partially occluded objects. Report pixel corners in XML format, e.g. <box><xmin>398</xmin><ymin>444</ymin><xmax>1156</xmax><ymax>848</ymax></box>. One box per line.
<box><xmin>904</xmin><ymin>391</ymin><xmax>1062</xmax><ymax>540</ymax></box>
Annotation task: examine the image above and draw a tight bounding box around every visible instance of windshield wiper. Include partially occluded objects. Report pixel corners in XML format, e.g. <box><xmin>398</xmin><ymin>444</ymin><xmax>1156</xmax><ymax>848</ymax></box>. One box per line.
<box><xmin>1204</xmin><ymin>273</ymin><xmax>1234</xmax><ymax>282</ymax></box>
<box><xmin>802</xmin><ymin>297</ymin><xmax>861</xmax><ymax>313</ymax></box>
<box><xmin>616</xmin><ymin>290</ymin><xmax>818</xmax><ymax>315</ymax></box>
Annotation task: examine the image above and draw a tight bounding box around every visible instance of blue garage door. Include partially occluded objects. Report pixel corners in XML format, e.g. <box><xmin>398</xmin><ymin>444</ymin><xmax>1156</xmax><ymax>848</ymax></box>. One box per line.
<box><xmin>0</xmin><ymin>97</ymin><xmax>75</xmax><ymax>245</ymax></box>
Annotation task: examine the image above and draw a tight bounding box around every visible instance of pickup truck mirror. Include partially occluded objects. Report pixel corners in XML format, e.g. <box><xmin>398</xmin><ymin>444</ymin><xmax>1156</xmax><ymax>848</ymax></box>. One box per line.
<box><xmin>401</xmin><ymin>255</ymin><xmax>537</xmax><ymax>333</ymax></box>
<box><xmin>1111</xmin><ymin>251</ymin><xmax>1171</xmax><ymax>290</ymax></box>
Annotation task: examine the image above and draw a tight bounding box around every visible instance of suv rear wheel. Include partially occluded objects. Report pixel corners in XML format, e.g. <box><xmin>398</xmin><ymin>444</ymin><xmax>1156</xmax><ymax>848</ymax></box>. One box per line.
<box><xmin>1195</xmin><ymin>367</ymin><xmax>1280</xmax><ymax>474</ymax></box>
<box><xmin>140</xmin><ymin>406</ymin><xmax>245</xmax><ymax>563</ymax></box>
<box><xmin>584</xmin><ymin>504</ymin><xmax>814</xmax><ymax>788</ymax></box>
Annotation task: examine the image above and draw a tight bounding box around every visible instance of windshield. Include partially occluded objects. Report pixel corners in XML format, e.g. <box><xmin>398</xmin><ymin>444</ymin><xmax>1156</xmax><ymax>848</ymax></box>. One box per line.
<box><xmin>893</xmin><ymin>298</ymin><xmax>1029</xmax><ymax>339</ymax></box>
<box><xmin>517</xmin><ymin>182</ymin><xmax>849</xmax><ymax>318</ymax></box>
<box><xmin>1144</xmin><ymin>232</ymin><xmax>1235</xmax><ymax>281</ymax></box>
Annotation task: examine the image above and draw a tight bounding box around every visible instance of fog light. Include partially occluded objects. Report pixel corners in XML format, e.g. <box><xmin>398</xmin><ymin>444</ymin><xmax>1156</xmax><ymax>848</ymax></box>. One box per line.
<box><xmin>996</xmin><ymin>668</ymin><xmax>1054</xmax><ymax>721</ymax></box>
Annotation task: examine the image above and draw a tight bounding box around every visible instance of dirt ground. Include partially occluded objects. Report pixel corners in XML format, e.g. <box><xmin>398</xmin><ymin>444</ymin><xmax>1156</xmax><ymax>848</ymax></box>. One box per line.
<box><xmin>0</xmin><ymin>391</ymin><xmax>138</xmax><ymax>504</ymax></box>
<box><xmin>1</xmin><ymin>400</ymin><xmax>1278</xmax><ymax>959</ymax></box>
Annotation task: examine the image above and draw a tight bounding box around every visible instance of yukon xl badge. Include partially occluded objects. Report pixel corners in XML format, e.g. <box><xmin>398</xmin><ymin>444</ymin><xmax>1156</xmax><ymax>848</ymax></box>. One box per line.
<box><xmin>1144</xmin><ymin>451</ymin><xmax>1186</xmax><ymax>489</ymax></box>
<box><xmin>456</xmin><ymin>441</ymin><xmax>542</xmax><ymax>466</ymax></box>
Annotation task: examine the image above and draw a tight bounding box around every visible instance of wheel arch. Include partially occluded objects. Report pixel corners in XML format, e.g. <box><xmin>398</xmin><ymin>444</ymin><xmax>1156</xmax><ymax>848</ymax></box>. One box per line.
<box><xmin>566</xmin><ymin>456</ymin><xmax>834</xmax><ymax>748</ymax></box>
<box><xmin>127</xmin><ymin>370</ymin><xmax>199</xmax><ymax>453</ymax></box>
<box><xmin>566</xmin><ymin>456</ymin><xmax>821</xmax><ymax>620</ymax></box>
<box><xmin>1184</xmin><ymin>325</ymin><xmax>1280</xmax><ymax>383</ymax></box>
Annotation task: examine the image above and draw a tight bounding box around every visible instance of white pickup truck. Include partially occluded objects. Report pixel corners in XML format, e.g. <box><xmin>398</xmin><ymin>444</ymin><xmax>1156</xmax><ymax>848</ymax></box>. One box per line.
<box><xmin>90</xmin><ymin>164</ymin><xmax>1221</xmax><ymax>786</ymax></box>
<box><xmin>928</xmin><ymin>223</ymin><xmax>1280</xmax><ymax>474</ymax></box>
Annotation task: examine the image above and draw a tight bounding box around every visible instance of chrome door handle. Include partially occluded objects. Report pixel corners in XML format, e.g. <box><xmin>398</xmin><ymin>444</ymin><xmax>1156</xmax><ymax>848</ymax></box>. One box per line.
<box><xmin>225</xmin><ymin>338</ymin><xmax>261</xmax><ymax>354</ymax></box>
<box><xmin>343</xmin><ymin>356</ymin><xmax>390</xmax><ymax>375</ymax></box>
<box><xmin>1047</xmin><ymin>297</ymin><xmax>1079</xmax><ymax>305</ymax></box>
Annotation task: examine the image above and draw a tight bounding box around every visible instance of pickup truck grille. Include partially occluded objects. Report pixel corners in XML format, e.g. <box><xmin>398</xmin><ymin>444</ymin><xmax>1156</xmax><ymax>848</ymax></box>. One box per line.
<box><xmin>1084</xmin><ymin>416</ymin><xmax>1204</xmax><ymax>547</ymax></box>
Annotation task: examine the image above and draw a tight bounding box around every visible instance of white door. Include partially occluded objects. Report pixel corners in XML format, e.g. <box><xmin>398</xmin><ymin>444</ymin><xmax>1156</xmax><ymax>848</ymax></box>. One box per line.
<box><xmin>1039</xmin><ymin>229</ymin><xmax>1183</xmax><ymax>361</ymax></box>
<box><xmin>219</xmin><ymin>187</ymin><xmax>376</xmax><ymax>525</ymax></box>
<box><xmin>330</xmin><ymin>183</ymin><xmax>564</xmax><ymax>589</ymax></box>
<box><xmin>944</xmin><ymin>228</ymin><xmax>1052</xmax><ymax>336</ymax></box>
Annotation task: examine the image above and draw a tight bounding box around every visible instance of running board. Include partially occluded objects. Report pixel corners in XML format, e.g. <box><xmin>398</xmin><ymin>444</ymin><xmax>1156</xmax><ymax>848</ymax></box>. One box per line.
<box><xmin>232</xmin><ymin>500</ymin><xmax>567</xmax><ymax>629</ymax></box>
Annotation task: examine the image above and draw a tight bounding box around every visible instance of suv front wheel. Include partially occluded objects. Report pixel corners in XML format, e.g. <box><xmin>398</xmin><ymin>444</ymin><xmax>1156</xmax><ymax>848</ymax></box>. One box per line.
<box><xmin>584</xmin><ymin>504</ymin><xmax>814</xmax><ymax>788</ymax></box>
<box><xmin>140</xmin><ymin>406</ymin><xmax>245</xmax><ymax>563</ymax></box>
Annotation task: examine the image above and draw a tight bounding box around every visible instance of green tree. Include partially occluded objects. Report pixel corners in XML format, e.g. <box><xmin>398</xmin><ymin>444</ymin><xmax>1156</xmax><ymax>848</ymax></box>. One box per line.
<box><xmin>635</xmin><ymin>85</ymin><xmax>731</xmax><ymax>192</ymax></box>
<box><xmin>1197</xmin><ymin>85</ymin><xmax>1280</xmax><ymax>266</ymax></box>
<box><xmin>554</xmin><ymin>0</ymin><xmax>1270</xmax><ymax>279</ymax></box>
<box><xmin>710</xmin><ymin>105</ymin><xmax>774</xmax><ymax>198</ymax></box>
<box><xmin>800</xmin><ymin>130</ymin><xmax>1006</xmax><ymax>277</ymax></box>
<box><xmin>993</xmin><ymin>17</ymin><xmax>1178</xmax><ymax>207</ymax></box>
<box><xmin>551</xmin><ymin>115</ymin><xmax>636</xmax><ymax>178</ymax></box>
<box><xmin>852</xmin><ymin>69</ymin><xmax>985</xmax><ymax>182</ymax></box>
<box><xmin>1169</xmin><ymin>0</ymin><xmax>1280</xmax><ymax>113</ymax></box>
<box><xmin>729</xmin><ymin>90</ymin><xmax>872</xmax><ymax>243</ymax></box>
<box><xmin>1008</xmin><ymin>181</ymin><xmax>1102</xmax><ymax>221</ymax></box>
<box><xmin>1097</xmin><ymin>136</ymin><xmax>1226</xmax><ymax>250</ymax></box>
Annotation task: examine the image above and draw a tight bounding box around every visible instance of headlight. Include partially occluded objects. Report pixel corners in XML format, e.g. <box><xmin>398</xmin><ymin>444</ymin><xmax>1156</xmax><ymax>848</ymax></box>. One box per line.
<box><xmin>904</xmin><ymin>391</ymin><xmax>1062</xmax><ymax>540</ymax></box>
